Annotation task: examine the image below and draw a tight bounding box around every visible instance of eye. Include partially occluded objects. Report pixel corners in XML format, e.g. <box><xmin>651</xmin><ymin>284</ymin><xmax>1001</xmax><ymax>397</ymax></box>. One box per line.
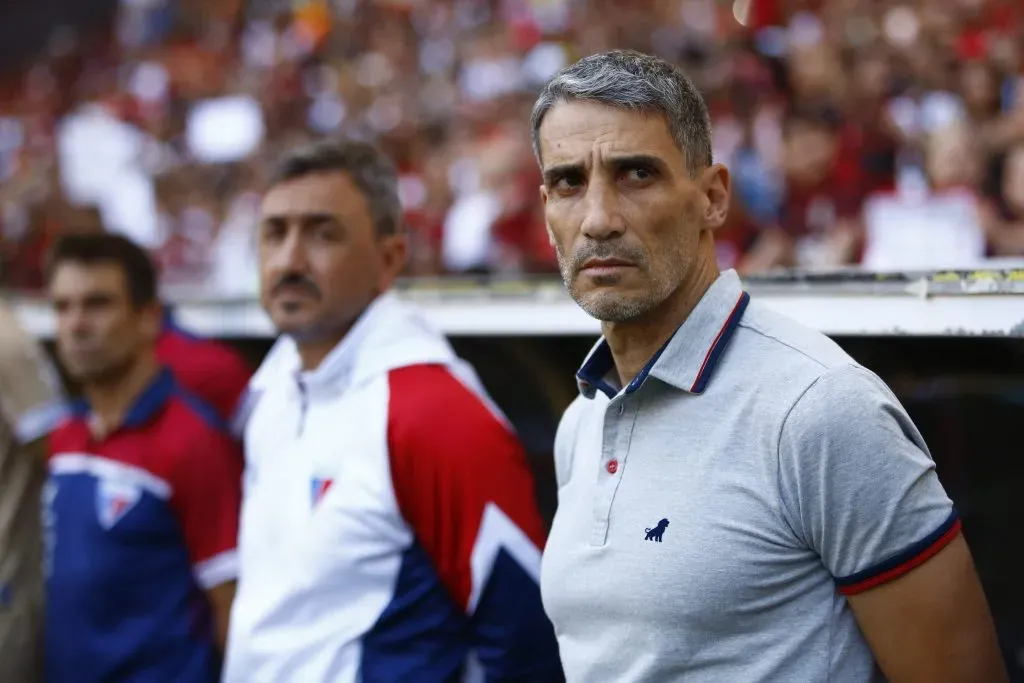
<box><xmin>622</xmin><ymin>166</ymin><xmax>656</xmax><ymax>183</ymax></box>
<box><xmin>553</xmin><ymin>173</ymin><xmax>584</xmax><ymax>193</ymax></box>
<box><xmin>313</xmin><ymin>223</ymin><xmax>341</xmax><ymax>242</ymax></box>
<box><xmin>259</xmin><ymin>221</ymin><xmax>285</xmax><ymax>243</ymax></box>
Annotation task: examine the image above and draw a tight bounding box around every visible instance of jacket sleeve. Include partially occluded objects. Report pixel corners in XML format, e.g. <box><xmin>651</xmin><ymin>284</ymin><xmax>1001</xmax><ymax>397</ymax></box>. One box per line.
<box><xmin>387</xmin><ymin>364</ymin><xmax>563</xmax><ymax>682</ymax></box>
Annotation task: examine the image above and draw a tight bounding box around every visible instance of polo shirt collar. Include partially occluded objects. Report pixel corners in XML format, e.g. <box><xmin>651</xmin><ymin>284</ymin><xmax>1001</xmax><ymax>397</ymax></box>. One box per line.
<box><xmin>576</xmin><ymin>270</ymin><xmax>750</xmax><ymax>400</ymax></box>
<box><xmin>70</xmin><ymin>367</ymin><xmax>176</xmax><ymax>431</ymax></box>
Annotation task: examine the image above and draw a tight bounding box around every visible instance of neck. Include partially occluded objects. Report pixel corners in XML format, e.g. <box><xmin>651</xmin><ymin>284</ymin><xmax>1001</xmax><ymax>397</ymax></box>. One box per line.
<box><xmin>296</xmin><ymin>332</ymin><xmax>348</xmax><ymax>372</ymax></box>
<box><xmin>602</xmin><ymin>252</ymin><xmax>720</xmax><ymax>388</ymax></box>
<box><xmin>84</xmin><ymin>352</ymin><xmax>161</xmax><ymax>438</ymax></box>
<box><xmin>294</xmin><ymin>294</ymin><xmax>385</xmax><ymax>371</ymax></box>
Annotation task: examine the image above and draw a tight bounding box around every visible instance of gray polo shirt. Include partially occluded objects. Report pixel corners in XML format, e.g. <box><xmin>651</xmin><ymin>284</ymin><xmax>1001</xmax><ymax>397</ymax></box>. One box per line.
<box><xmin>540</xmin><ymin>270</ymin><xmax>958</xmax><ymax>683</ymax></box>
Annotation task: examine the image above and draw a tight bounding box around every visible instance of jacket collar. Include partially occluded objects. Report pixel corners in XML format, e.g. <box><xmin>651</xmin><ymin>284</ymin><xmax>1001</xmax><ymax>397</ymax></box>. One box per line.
<box><xmin>576</xmin><ymin>270</ymin><xmax>750</xmax><ymax>399</ymax></box>
<box><xmin>257</xmin><ymin>291</ymin><xmax>456</xmax><ymax>397</ymax></box>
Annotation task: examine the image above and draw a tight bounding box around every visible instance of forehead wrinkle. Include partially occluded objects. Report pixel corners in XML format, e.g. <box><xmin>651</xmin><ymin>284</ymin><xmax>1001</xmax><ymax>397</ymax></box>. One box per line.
<box><xmin>539</xmin><ymin>103</ymin><xmax>681</xmax><ymax>172</ymax></box>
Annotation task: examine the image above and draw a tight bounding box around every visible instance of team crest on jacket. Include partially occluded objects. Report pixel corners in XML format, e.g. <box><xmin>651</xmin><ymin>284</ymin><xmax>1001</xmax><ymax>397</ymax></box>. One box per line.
<box><xmin>96</xmin><ymin>479</ymin><xmax>142</xmax><ymax>530</ymax></box>
<box><xmin>311</xmin><ymin>477</ymin><xmax>334</xmax><ymax>507</ymax></box>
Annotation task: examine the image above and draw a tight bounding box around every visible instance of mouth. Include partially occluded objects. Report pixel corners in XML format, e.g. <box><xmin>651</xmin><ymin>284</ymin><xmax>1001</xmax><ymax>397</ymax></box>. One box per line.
<box><xmin>273</xmin><ymin>285</ymin><xmax>319</xmax><ymax>300</ymax></box>
<box><xmin>579</xmin><ymin>258</ymin><xmax>636</xmax><ymax>275</ymax></box>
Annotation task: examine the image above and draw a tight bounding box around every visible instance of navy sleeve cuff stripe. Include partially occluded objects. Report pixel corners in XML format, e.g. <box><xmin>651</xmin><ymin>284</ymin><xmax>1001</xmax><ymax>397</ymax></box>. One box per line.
<box><xmin>834</xmin><ymin>509</ymin><xmax>961</xmax><ymax>596</ymax></box>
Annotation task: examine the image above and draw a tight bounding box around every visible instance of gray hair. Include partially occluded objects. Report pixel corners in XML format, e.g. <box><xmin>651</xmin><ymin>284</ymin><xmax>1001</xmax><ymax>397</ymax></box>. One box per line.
<box><xmin>268</xmin><ymin>137</ymin><xmax>403</xmax><ymax>236</ymax></box>
<box><xmin>530</xmin><ymin>50</ymin><xmax>713</xmax><ymax>176</ymax></box>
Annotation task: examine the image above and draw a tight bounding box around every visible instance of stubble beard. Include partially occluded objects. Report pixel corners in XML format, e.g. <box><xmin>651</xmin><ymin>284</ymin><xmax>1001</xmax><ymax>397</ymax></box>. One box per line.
<box><xmin>556</xmin><ymin>247</ymin><xmax>681</xmax><ymax>324</ymax></box>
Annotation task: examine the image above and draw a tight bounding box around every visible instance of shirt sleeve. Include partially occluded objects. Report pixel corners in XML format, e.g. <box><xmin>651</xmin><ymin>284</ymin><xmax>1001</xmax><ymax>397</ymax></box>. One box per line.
<box><xmin>0</xmin><ymin>303</ymin><xmax>66</xmax><ymax>444</ymax></box>
<box><xmin>170</xmin><ymin>423</ymin><xmax>244</xmax><ymax>590</ymax></box>
<box><xmin>387</xmin><ymin>364</ymin><xmax>563</xmax><ymax>682</ymax></box>
<box><xmin>778</xmin><ymin>364</ymin><xmax>959</xmax><ymax>596</ymax></box>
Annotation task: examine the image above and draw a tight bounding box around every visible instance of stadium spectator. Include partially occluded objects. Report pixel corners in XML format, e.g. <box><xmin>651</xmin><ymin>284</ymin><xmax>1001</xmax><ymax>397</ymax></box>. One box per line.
<box><xmin>0</xmin><ymin>299</ymin><xmax>67</xmax><ymax>683</ymax></box>
<box><xmin>223</xmin><ymin>137</ymin><xmax>562</xmax><ymax>682</ymax></box>
<box><xmin>42</xmin><ymin>233</ymin><xmax>241</xmax><ymax>683</ymax></box>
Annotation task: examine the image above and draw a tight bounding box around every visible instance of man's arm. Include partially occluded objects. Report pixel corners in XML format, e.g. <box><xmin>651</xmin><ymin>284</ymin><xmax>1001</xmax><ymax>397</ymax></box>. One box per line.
<box><xmin>847</xmin><ymin>535</ymin><xmax>1006</xmax><ymax>683</ymax></box>
<box><xmin>778</xmin><ymin>365</ymin><xmax>1006</xmax><ymax>683</ymax></box>
<box><xmin>170</xmin><ymin>426</ymin><xmax>244</xmax><ymax>651</ymax></box>
<box><xmin>387</xmin><ymin>364</ymin><xmax>563</xmax><ymax>682</ymax></box>
<box><xmin>205</xmin><ymin>581</ymin><xmax>237</xmax><ymax>650</ymax></box>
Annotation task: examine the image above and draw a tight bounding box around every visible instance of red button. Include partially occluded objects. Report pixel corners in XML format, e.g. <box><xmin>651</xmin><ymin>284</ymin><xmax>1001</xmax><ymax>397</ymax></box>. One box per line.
<box><xmin>606</xmin><ymin>460</ymin><xmax>619</xmax><ymax>474</ymax></box>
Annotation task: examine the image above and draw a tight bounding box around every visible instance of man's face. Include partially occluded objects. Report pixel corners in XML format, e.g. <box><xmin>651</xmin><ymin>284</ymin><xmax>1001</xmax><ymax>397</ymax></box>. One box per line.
<box><xmin>258</xmin><ymin>171</ymin><xmax>405</xmax><ymax>341</ymax></box>
<box><xmin>50</xmin><ymin>263</ymin><xmax>158</xmax><ymax>384</ymax></box>
<box><xmin>538</xmin><ymin>101</ymin><xmax>726</xmax><ymax>322</ymax></box>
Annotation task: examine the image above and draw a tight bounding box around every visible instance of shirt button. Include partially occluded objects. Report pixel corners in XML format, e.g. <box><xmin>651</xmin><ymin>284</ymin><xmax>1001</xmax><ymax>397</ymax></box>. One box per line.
<box><xmin>606</xmin><ymin>459</ymin><xmax>619</xmax><ymax>474</ymax></box>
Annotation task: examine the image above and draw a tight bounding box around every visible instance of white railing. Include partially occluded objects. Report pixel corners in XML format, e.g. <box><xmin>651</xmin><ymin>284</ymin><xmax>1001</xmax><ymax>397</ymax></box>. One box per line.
<box><xmin>14</xmin><ymin>268</ymin><xmax>1024</xmax><ymax>339</ymax></box>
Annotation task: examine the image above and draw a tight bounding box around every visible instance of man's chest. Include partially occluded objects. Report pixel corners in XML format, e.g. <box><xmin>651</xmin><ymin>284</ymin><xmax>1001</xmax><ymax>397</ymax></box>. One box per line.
<box><xmin>542</xmin><ymin>401</ymin><xmax>824</xmax><ymax>638</ymax></box>
<box><xmin>45</xmin><ymin>449</ymin><xmax>183</xmax><ymax>590</ymax></box>
<box><xmin>241</xmin><ymin>384</ymin><xmax>412</xmax><ymax>580</ymax></box>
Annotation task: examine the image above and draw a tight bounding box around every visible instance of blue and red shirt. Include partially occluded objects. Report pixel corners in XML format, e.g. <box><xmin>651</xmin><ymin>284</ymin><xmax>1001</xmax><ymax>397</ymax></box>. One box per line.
<box><xmin>45</xmin><ymin>368</ymin><xmax>243</xmax><ymax>683</ymax></box>
<box><xmin>156</xmin><ymin>308</ymin><xmax>252</xmax><ymax>435</ymax></box>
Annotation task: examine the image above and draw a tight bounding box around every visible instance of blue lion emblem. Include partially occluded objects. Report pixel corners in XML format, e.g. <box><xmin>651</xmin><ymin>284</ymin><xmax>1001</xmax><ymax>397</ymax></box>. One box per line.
<box><xmin>644</xmin><ymin>518</ymin><xmax>669</xmax><ymax>542</ymax></box>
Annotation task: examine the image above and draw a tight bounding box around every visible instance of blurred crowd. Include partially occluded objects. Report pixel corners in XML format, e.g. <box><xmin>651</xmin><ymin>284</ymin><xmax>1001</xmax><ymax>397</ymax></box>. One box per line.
<box><xmin>1</xmin><ymin>0</ymin><xmax>1023</xmax><ymax>297</ymax></box>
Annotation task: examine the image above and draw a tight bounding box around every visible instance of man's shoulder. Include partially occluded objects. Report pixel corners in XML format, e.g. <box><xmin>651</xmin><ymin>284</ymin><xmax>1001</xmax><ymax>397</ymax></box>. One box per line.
<box><xmin>738</xmin><ymin>300</ymin><xmax>853</xmax><ymax>370</ymax></box>
<box><xmin>730</xmin><ymin>300</ymin><xmax>860</xmax><ymax>390</ymax></box>
<box><xmin>386</xmin><ymin>362</ymin><xmax>513</xmax><ymax>439</ymax></box>
<box><xmin>158</xmin><ymin>392</ymin><xmax>235</xmax><ymax>449</ymax></box>
<box><xmin>158</xmin><ymin>329</ymin><xmax>251</xmax><ymax>378</ymax></box>
<box><xmin>718</xmin><ymin>300</ymin><xmax>905</xmax><ymax>436</ymax></box>
<box><xmin>733</xmin><ymin>304</ymin><xmax>904</xmax><ymax>437</ymax></box>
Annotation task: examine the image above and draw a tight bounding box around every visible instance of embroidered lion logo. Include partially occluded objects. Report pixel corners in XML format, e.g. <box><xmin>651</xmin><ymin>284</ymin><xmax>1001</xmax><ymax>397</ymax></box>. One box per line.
<box><xmin>644</xmin><ymin>518</ymin><xmax>669</xmax><ymax>542</ymax></box>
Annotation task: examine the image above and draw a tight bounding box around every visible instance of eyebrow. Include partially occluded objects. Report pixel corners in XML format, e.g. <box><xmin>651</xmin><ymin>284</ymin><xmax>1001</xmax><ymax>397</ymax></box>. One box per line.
<box><xmin>260</xmin><ymin>212</ymin><xmax>339</xmax><ymax>225</ymax></box>
<box><xmin>542</xmin><ymin>154</ymin><xmax>670</xmax><ymax>186</ymax></box>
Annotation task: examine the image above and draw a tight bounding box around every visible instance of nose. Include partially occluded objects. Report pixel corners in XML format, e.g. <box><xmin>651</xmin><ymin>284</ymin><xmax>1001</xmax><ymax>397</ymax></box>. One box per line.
<box><xmin>579</xmin><ymin>177</ymin><xmax>625</xmax><ymax>241</ymax></box>
<box><xmin>270</xmin><ymin>224</ymin><xmax>311</xmax><ymax>274</ymax></box>
<box><xmin>61</xmin><ymin>305</ymin><xmax>92</xmax><ymax>340</ymax></box>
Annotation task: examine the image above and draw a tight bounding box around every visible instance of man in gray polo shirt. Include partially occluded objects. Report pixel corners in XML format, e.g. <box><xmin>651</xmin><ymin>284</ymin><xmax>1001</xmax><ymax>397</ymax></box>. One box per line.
<box><xmin>532</xmin><ymin>50</ymin><xmax>1007</xmax><ymax>682</ymax></box>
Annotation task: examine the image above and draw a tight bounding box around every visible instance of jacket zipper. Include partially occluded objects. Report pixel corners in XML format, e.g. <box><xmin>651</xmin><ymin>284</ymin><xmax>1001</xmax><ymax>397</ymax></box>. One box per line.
<box><xmin>296</xmin><ymin>378</ymin><xmax>308</xmax><ymax>437</ymax></box>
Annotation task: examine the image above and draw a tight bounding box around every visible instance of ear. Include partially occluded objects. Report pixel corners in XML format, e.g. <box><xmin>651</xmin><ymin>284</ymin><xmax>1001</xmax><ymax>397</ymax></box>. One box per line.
<box><xmin>377</xmin><ymin>233</ymin><xmax>408</xmax><ymax>290</ymax></box>
<box><xmin>539</xmin><ymin>185</ymin><xmax>556</xmax><ymax>246</ymax></box>
<box><xmin>702</xmin><ymin>163</ymin><xmax>731</xmax><ymax>232</ymax></box>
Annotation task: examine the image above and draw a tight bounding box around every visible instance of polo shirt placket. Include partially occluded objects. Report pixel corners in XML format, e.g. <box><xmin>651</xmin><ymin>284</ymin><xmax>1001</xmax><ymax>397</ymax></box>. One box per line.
<box><xmin>590</xmin><ymin>397</ymin><xmax>639</xmax><ymax>546</ymax></box>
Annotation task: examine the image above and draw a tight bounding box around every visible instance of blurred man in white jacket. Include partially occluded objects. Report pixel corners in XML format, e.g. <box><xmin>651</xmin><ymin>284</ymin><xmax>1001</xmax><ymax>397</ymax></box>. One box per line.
<box><xmin>223</xmin><ymin>137</ymin><xmax>563</xmax><ymax>683</ymax></box>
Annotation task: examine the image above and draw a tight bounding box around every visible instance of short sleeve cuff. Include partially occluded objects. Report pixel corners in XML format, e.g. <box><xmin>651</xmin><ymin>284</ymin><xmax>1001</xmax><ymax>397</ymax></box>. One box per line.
<box><xmin>15</xmin><ymin>399</ymin><xmax>67</xmax><ymax>444</ymax></box>
<box><xmin>834</xmin><ymin>509</ymin><xmax>961</xmax><ymax>596</ymax></box>
<box><xmin>194</xmin><ymin>549</ymin><xmax>239</xmax><ymax>589</ymax></box>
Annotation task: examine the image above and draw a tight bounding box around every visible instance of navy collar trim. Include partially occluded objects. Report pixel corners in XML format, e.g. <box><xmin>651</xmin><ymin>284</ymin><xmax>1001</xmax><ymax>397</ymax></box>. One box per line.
<box><xmin>689</xmin><ymin>291</ymin><xmax>749</xmax><ymax>394</ymax></box>
<box><xmin>576</xmin><ymin>290</ymin><xmax>750</xmax><ymax>400</ymax></box>
<box><xmin>576</xmin><ymin>330</ymin><xmax>678</xmax><ymax>400</ymax></box>
<box><xmin>71</xmin><ymin>367</ymin><xmax>177</xmax><ymax>431</ymax></box>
